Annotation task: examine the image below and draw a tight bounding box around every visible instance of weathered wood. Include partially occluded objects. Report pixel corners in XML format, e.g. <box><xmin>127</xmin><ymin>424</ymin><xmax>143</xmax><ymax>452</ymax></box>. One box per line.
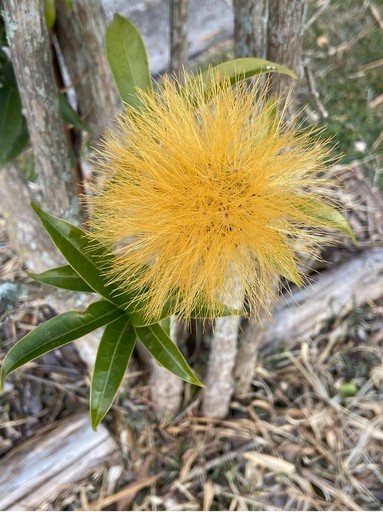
<box><xmin>234</xmin><ymin>0</ymin><xmax>269</xmax><ymax>58</ymax></box>
<box><xmin>261</xmin><ymin>248</ymin><xmax>383</xmax><ymax>353</ymax></box>
<box><xmin>2</xmin><ymin>0</ymin><xmax>79</xmax><ymax>220</ymax></box>
<box><xmin>169</xmin><ymin>0</ymin><xmax>189</xmax><ymax>76</ymax></box>
<box><xmin>0</xmin><ymin>413</ymin><xmax>121</xmax><ymax>511</ymax></box>
<box><xmin>55</xmin><ymin>0</ymin><xmax>120</xmax><ymax>145</ymax></box>
<box><xmin>267</xmin><ymin>0</ymin><xmax>307</xmax><ymax>103</ymax></box>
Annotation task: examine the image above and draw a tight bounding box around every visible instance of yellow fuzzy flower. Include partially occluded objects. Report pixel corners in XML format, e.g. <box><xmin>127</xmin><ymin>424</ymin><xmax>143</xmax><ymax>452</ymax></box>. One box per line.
<box><xmin>89</xmin><ymin>75</ymin><xmax>339</xmax><ymax>321</ymax></box>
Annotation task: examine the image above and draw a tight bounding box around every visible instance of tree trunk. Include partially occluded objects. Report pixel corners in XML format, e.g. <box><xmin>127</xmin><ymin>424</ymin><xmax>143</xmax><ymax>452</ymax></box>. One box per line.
<box><xmin>202</xmin><ymin>282</ymin><xmax>243</xmax><ymax>418</ymax></box>
<box><xmin>0</xmin><ymin>163</ymin><xmax>63</xmax><ymax>273</ymax></box>
<box><xmin>267</xmin><ymin>0</ymin><xmax>307</xmax><ymax>102</ymax></box>
<box><xmin>201</xmin><ymin>314</ymin><xmax>241</xmax><ymax>418</ymax></box>
<box><xmin>2</xmin><ymin>0</ymin><xmax>79</xmax><ymax>221</ymax></box>
<box><xmin>233</xmin><ymin>310</ymin><xmax>268</xmax><ymax>397</ymax></box>
<box><xmin>234</xmin><ymin>0</ymin><xmax>269</xmax><ymax>58</ymax></box>
<box><xmin>149</xmin><ymin>317</ymin><xmax>186</xmax><ymax>420</ymax></box>
<box><xmin>169</xmin><ymin>0</ymin><xmax>189</xmax><ymax>77</ymax></box>
<box><xmin>55</xmin><ymin>0</ymin><xmax>120</xmax><ymax>145</ymax></box>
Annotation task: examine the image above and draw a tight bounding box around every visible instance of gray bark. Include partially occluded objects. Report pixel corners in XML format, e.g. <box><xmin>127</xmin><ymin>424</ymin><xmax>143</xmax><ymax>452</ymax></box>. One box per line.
<box><xmin>0</xmin><ymin>163</ymin><xmax>63</xmax><ymax>273</ymax></box>
<box><xmin>233</xmin><ymin>311</ymin><xmax>267</xmax><ymax>397</ymax></box>
<box><xmin>202</xmin><ymin>281</ymin><xmax>243</xmax><ymax>418</ymax></box>
<box><xmin>2</xmin><ymin>0</ymin><xmax>79</xmax><ymax>220</ymax></box>
<box><xmin>169</xmin><ymin>0</ymin><xmax>189</xmax><ymax>76</ymax></box>
<box><xmin>267</xmin><ymin>0</ymin><xmax>307</xmax><ymax>102</ymax></box>
<box><xmin>55</xmin><ymin>0</ymin><xmax>120</xmax><ymax>145</ymax></box>
<box><xmin>149</xmin><ymin>317</ymin><xmax>186</xmax><ymax>419</ymax></box>
<box><xmin>234</xmin><ymin>0</ymin><xmax>268</xmax><ymax>58</ymax></box>
<box><xmin>201</xmin><ymin>313</ymin><xmax>241</xmax><ymax>418</ymax></box>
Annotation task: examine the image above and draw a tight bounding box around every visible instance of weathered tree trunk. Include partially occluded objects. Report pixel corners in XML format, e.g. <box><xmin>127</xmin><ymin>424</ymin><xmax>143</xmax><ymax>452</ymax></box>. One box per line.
<box><xmin>149</xmin><ymin>317</ymin><xmax>186</xmax><ymax>419</ymax></box>
<box><xmin>233</xmin><ymin>310</ymin><xmax>268</xmax><ymax>397</ymax></box>
<box><xmin>267</xmin><ymin>0</ymin><xmax>307</xmax><ymax>102</ymax></box>
<box><xmin>201</xmin><ymin>314</ymin><xmax>241</xmax><ymax>418</ymax></box>
<box><xmin>234</xmin><ymin>0</ymin><xmax>269</xmax><ymax>58</ymax></box>
<box><xmin>169</xmin><ymin>0</ymin><xmax>189</xmax><ymax>76</ymax></box>
<box><xmin>55</xmin><ymin>0</ymin><xmax>120</xmax><ymax>145</ymax></box>
<box><xmin>2</xmin><ymin>0</ymin><xmax>79</xmax><ymax>221</ymax></box>
<box><xmin>202</xmin><ymin>282</ymin><xmax>243</xmax><ymax>418</ymax></box>
<box><xmin>0</xmin><ymin>163</ymin><xmax>63</xmax><ymax>273</ymax></box>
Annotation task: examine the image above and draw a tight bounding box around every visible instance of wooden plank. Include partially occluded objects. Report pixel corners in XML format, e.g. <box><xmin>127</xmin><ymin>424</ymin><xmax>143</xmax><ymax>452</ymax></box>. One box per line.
<box><xmin>0</xmin><ymin>413</ymin><xmax>121</xmax><ymax>510</ymax></box>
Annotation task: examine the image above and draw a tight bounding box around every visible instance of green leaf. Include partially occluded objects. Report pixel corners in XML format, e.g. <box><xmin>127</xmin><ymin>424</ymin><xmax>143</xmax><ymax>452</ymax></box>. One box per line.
<box><xmin>44</xmin><ymin>0</ymin><xmax>56</xmax><ymax>30</ymax></box>
<box><xmin>300</xmin><ymin>200</ymin><xmax>357</xmax><ymax>244</ymax></box>
<box><xmin>135</xmin><ymin>323</ymin><xmax>203</xmax><ymax>386</ymax></box>
<box><xmin>183</xmin><ymin>58</ymin><xmax>297</xmax><ymax>105</ymax></box>
<box><xmin>203</xmin><ymin>57</ymin><xmax>297</xmax><ymax>83</ymax></box>
<box><xmin>106</xmin><ymin>14</ymin><xmax>152</xmax><ymax>108</ymax></box>
<box><xmin>0</xmin><ymin>85</ymin><xmax>29</xmax><ymax>166</ymax></box>
<box><xmin>32</xmin><ymin>203</ymin><xmax>127</xmax><ymax>301</ymax></box>
<box><xmin>31</xmin><ymin>203</ymin><xmax>154</xmax><ymax>327</ymax></box>
<box><xmin>59</xmin><ymin>93</ymin><xmax>90</xmax><ymax>132</ymax></box>
<box><xmin>1</xmin><ymin>300</ymin><xmax>125</xmax><ymax>387</ymax></box>
<box><xmin>29</xmin><ymin>265</ymin><xmax>94</xmax><ymax>293</ymax></box>
<box><xmin>91</xmin><ymin>317</ymin><xmax>136</xmax><ymax>430</ymax></box>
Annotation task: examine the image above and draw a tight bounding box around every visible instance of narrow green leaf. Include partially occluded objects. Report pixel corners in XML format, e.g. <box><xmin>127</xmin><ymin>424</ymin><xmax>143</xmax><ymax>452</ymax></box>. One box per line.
<box><xmin>106</xmin><ymin>14</ymin><xmax>152</xmax><ymax>108</ymax></box>
<box><xmin>91</xmin><ymin>317</ymin><xmax>136</xmax><ymax>430</ymax></box>
<box><xmin>183</xmin><ymin>58</ymin><xmax>297</xmax><ymax>105</ymax></box>
<box><xmin>300</xmin><ymin>200</ymin><xmax>357</xmax><ymax>244</ymax></box>
<box><xmin>1</xmin><ymin>300</ymin><xmax>125</xmax><ymax>387</ymax></box>
<box><xmin>44</xmin><ymin>0</ymin><xmax>56</xmax><ymax>30</ymax></box>
<box><xmin>29</xmin><ymin>265</ymin><xmax>94</xmax><ymax>292</ymax></box>
<box><xmin>203</xmin><ymin>57</ymin><xmax>297</xmax><ymax>83</ymax></box>
<box><xmin>135</xmin><ymin>323</ymin><xmax>203</xmax><ymax>386</ymax></box>
<box><xmin>59</xmin><ymin>93</ymin><xmax>90</xmax><ymax>132</ymax></box>
<box><xmin>31</xmin><ymin>203</ymin><xmax>155</xmax><ymax>327</ymax></box>
<box><xmin>0</xmin><ymin>85</ymin><xmax>29</xmax><ymax>166</ymax></box>
<box><xmin>32</xmin><ymin>203</ymin><xmax>127</xmax><ymax>301</ymax></box>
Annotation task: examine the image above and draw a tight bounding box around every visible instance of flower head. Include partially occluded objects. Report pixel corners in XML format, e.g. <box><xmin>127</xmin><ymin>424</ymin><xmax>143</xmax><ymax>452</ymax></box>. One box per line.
<box><xmin>89</xmin><ymin>74</ymin><xmax>338</xmax><ymax>321</ymax></box>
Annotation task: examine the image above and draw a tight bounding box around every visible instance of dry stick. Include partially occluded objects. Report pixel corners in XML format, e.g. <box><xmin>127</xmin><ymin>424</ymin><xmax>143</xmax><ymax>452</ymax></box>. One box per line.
<box><xmin>304</xmin><ymin>63</ymin><xmax>328</xmax><ymax>119</ymax></box>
